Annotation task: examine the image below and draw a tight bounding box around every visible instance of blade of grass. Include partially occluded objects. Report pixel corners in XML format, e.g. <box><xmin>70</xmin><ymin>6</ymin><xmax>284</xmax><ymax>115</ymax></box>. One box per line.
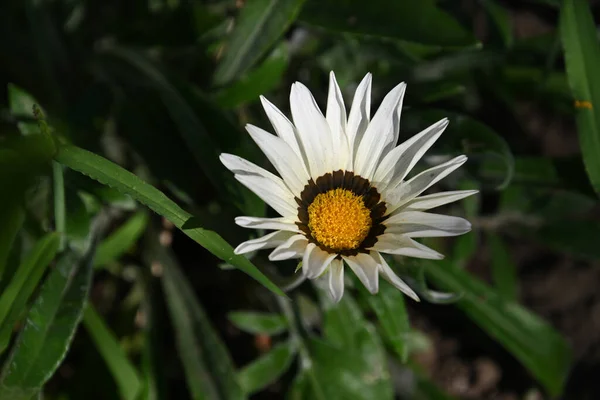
<box><xmin>0</xmin><ymin>245</ymin><xmax>95</xmax><ymax>400</ymax></box>
<box><xmin>94</xmin><ymin>211</ymin><xmax>149</xmax><ymax>268</ymax></box>
<box><xmin>52</xmin><ymin>162</ymin><xmax>66</xmax><ymax>251</ymax></box>
<box><xmin>560</xmin><ymin>0</ymin><xmax>600</xmax><ymax>196</ymax></box>
<box><xmin>144</xmin><ymin>227</ymin><xmax>245</xmax><ymax>400</ymax></box>
<box><xmin>0</xmin><ymin>233</ymin><xmax>60</xmax><ymax>354</ymax></box>
<box><xmin>82</xmin><ymin>305</ymin><xmax>142</xmax><ymax>400</ymax></box>
<box><xmin>213</xmin><ymin>0</ymin><xmax>306</xmax><ymax>86</ymax></box>
<box><xmin>54</xmin><ymin>144</ymin><xmax>284</xmax><ymax>297</ymax></box>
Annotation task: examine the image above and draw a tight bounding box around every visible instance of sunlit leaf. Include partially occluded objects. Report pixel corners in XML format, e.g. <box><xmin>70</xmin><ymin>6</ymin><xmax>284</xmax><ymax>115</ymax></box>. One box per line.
<box><xmin>7</xmin><ymin>84</ymin><xmax>39</xmax><ymax>136</ymax></box>
<box><xmin>55</xmin><ymin>144</ymin><xmax>284</xmax><ymax>297</ymax></box>
<box><xmin>560</xmin><ymin>0</ymin><xmax>600</xmax><ymax>196</ymax></box>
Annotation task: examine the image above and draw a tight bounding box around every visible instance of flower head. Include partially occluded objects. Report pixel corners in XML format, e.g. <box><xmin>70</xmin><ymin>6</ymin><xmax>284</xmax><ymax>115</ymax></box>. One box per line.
<box><xmin>220</xmin><ymin>72</ymin><xmax>476</xmax><ymax>302</ymax></box>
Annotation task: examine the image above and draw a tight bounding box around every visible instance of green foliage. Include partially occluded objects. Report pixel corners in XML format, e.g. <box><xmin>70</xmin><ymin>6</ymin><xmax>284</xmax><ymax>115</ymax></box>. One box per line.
<box><xmin>82</xmin><ymin>305</ymin><xmax>142</xmax><ymax>400</ymax></box>
<box><xmin>560</xmin><ymin>0</ymin><xmax>600</xmax><ymax>196</ymax></box>
<box><xmin>0</xmin><ymin>248</ymin><xmax>95</xmax><ymax>399</ymax></box>
<box><xmin>300</xmin><ymin>0</ymin><xmax>477</xmax><ymax>47</ymax></box>
<box><xmin>228</xmin><ymin>311</ymin><xmax>288</xmax><ymax>335</ymax></box>
<box><xmin>54</xmin><ymin>145</ymin><xmax>284</xmax><ymax>297</ymax></box>
<box><xmin>1</xmin><ymin>0</ymin><xmax>598</xmax><ymax>398</ymax></box>
<box><xmin>158</xmin><ymin>236</ymin><xmax>245</xmax><ymax>400</ymax></box>
<box><xmin>238</xmin><ymin>341</ymin><xmax>296</xmax><ymax>394</ymax></box>
<box><xmin>425</xmin><ymin>260</ymin><xmax>571</xmax><ymax>397</ymax></box>
<box><xmin>213</xmin><ymin>0</ymin><xmax>306</xmax><ymax>86</ymax></box>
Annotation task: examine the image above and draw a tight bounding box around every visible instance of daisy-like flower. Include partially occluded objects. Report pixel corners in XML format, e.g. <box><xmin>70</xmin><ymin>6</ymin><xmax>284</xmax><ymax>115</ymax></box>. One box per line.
<box><xmin>220</xmin><ymin>72</ymin><xmax>476</xmax><ymax>302</ymax></box>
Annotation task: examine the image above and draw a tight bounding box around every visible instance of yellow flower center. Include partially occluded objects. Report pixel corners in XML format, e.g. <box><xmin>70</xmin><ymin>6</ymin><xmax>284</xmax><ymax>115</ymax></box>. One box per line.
<box><xmin>307</xmin><ymin>188</ymin><xmax>372</xmax><ymax>251</ymax></box>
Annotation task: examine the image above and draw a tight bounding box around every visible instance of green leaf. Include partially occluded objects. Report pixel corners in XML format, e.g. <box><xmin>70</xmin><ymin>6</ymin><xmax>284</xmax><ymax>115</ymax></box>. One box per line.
<box><xmin>487</xmin><ymin>233</ymin><xmax>518</xmax><ymax>301</ymax></box>
<box><xmin>215</xmin><ymin>45</ymin><xmax>288</xmax><ymax>108</ymax></box>
<box><xmin>0</xmin><ymin>247</ymin><xmax>95</xmax><ymax>400</ymax></box>
<box><xmin>361</xmin><ymin>281</ymin><xmax>410</xmax><ymax>362</ymax></box>
<box><xmin>0</xmin><ymin>204</ymin><xmax>25</xmax><ymax>286</ymax></box>
<box><xmin>228</xmin><ymin>312</ymin><xmax>288</xmax><ymax>335</ymax></box>
<box><xmin>238</xmin><ymin>341</ymin><xmax>296</xmax><ymax>395</ymax></box>
<box><xmin>0</xmin><ymin>233</ymin><xmax>60</xmax><ymax>354</ymax></box>
<box><xmin>52</xmin><ymin>162</ymin><xmax>66</xmax><ymax>251</ymax></box>
<box><xmin>158</xmin><ymin>240</ymin><xmax>245</xmax><ymax>400</ymax></box>
<box><xmin>213</xmin><ymin>0</ymin><xmax>306</xmax><ymax>86</ymax></box>
<box><xmin>7</xmin><ymin>84</ymin><xmax>39</xmax><ymax>136</ymax></box>
<box><xmin>82</xmin><ymin>305</ymin><xmax>142</xmax><ymax>400</ymax></box>
<box><xmin>424</xmin><ymin>260</ymin><xmax>571</xmax><ymax>396</ymax></box>
<box><xmin>94</xmin><ymin>211</ymin><xmax>148</xmax><ymax>268</ymax></box>
<box><xmin>560</xmin><ymin>0</ymin><xmax>600</xmax><ymax>196</ymax></box>
<box><xmin>54</xmin><ymin>144</ymin><xmax>284</xmax><ymax>297</ymax></box>
<box><xmin>315</xmin><ymin>293</ymin><xmax>393</xmax><ymax>399</ymax></box>
<box><xmin>481</xmin><ymin>0</ymin><xmax>513</xmax><ymax>48</ymax></box>
<box><xmin>300</xmin><ymin>0</ymin><xmax>477</xmax><ymax>47</ymax></box>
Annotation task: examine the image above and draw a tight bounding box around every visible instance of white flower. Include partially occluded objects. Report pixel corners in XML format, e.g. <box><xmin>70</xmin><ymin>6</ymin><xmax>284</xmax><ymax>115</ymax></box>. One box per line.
<box><xmin>220</xmin><ymin>72</ymin><xmax>476</xmax><ymax>302</ymax></box>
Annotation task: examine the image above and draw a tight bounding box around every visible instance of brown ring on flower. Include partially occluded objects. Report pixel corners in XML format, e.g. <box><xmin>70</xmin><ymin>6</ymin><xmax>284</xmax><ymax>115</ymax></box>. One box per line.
<box><xmin>295</xmin><ymin>170</ymin><xmax>387</xmax><ymax>256</ymax></box>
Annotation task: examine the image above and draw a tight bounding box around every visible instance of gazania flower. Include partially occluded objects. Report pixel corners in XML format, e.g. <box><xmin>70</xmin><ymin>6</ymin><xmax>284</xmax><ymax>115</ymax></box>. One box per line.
<box><xmin>220</xmin><ymin>72</ymin><xmax>476</xmax><ymax>302</ymax></box>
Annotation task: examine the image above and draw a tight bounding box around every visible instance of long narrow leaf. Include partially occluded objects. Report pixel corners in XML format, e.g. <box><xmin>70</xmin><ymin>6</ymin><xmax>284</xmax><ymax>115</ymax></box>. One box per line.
<box><xmin>82</xmin><ymin>305</ymin><xmax>142</xmax><ymax>400</ymax></box>
<box><xmin>213</xmin><ymin>0</ymin><xmax>306</xmax><ymax>86</ymax></box>
<box><xmin>94</xmin><ymin>211</ymin><xmax>149</xmax><ymax>268</ymax></box>
<box><xmin>560</xmin><ymin>0</ymin><xmax>600</xmax><ymax>196</ymax></box>
<box><xmin>55</xmin><ymin>144</ymin><xmax>284</xmax><ymax>297</ymax></box>
<box><xmin>0</xmin><ymin>233</ymin><xmax>60</xmax><ymax>354</ymax></box>
<box><xmin>0</xmin><ymin>247</ymin><xmax>95</xmax><ymax>399</ymax></box>
<box><xmin>148</xmin><ymin>230</ymin><xmax>245</xmax><ymax>400</ymax></box>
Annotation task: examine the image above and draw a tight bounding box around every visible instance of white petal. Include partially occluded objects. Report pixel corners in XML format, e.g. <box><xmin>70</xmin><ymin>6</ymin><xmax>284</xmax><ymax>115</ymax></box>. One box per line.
<box><xmin>385</xmin><ymin>155</ymin><xmax>468</xmax><ymax>213</ymax></box>
<box><xmin>220</xmin><ymin>153</ymin><xmax>275</xmax><ymax>178</ymax></box>
<box><xmin>246</xmin><ymin>124</ymin><xmax>310</xmax><ymax>195</ymax></box>
<box><xmin>373</xmin><ymin>118</ymin><xmax>448</xmax><ymax>188</ymax></box>
<box><xmin>235</xmin><ymin>174</ymin><xmax>297</xmax><ymax>218</ymax></box>
<box><xmin>373</xmin><ymin>252</ymin><xmax>419</xmax><ymax>301</ymax></box>
<box><xmin>260</xmin><ymin>95</ymin><xmax>304</xmax><ymax>160</ymax></box>
<box><xmin>354</xmin><ymin>82</ymin><xmax>406</xmax><ymax>179</ymax></box>
<box><xmin>235</xmin><ymin>216</ymin><xmax>299</xmax><ymax>232</ymax></box>
<box><xmin>347</xmin><ymin>73</ymin><xmax>372</xmax><ymax>163</ymax></box>
<box><xmin>326</xmin><ymin>71</ymin><xmax>350</xmax><ymax>169</ymax></box>
<box><xmin>234</xmin><ymin>231</ymin><xmax>295</xmax><ymax>254</ymax></box>
<box><xmin>327</xmin><ymin>258</ymin><xmax>344</xmax><ymax>303</ymax></box>
<box><xmin>343</xmin><ymin>252</ymin><xmax>379</xmax><ymax>294</ymax></box>
<box><xmin>290</xmin><ymin>82</ymin><xmax>333</xmax><ymax>178</ymax></box>
<box><xmin>303</xmin><ymin>244</ymin><xmax>336</xmax><ymax>279</ymax></box>
<box><xmin>403</xmin><ymin>190</ymin><xmax>479</xmax><ymax>211</ymax></box>
<box><xmin>371</xmin><ymin>234</ymin><xmax>444</xmax><ymax>260</ymax></box>
<box><xmin>385</xmin><ymin>211</ymin><xmax>472</xmax><ymax>238</ymax></box>
<box><xmin>269</xmin><ymin>234</ymin><xmax>308</xmax><ymax>261</ymax></box>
